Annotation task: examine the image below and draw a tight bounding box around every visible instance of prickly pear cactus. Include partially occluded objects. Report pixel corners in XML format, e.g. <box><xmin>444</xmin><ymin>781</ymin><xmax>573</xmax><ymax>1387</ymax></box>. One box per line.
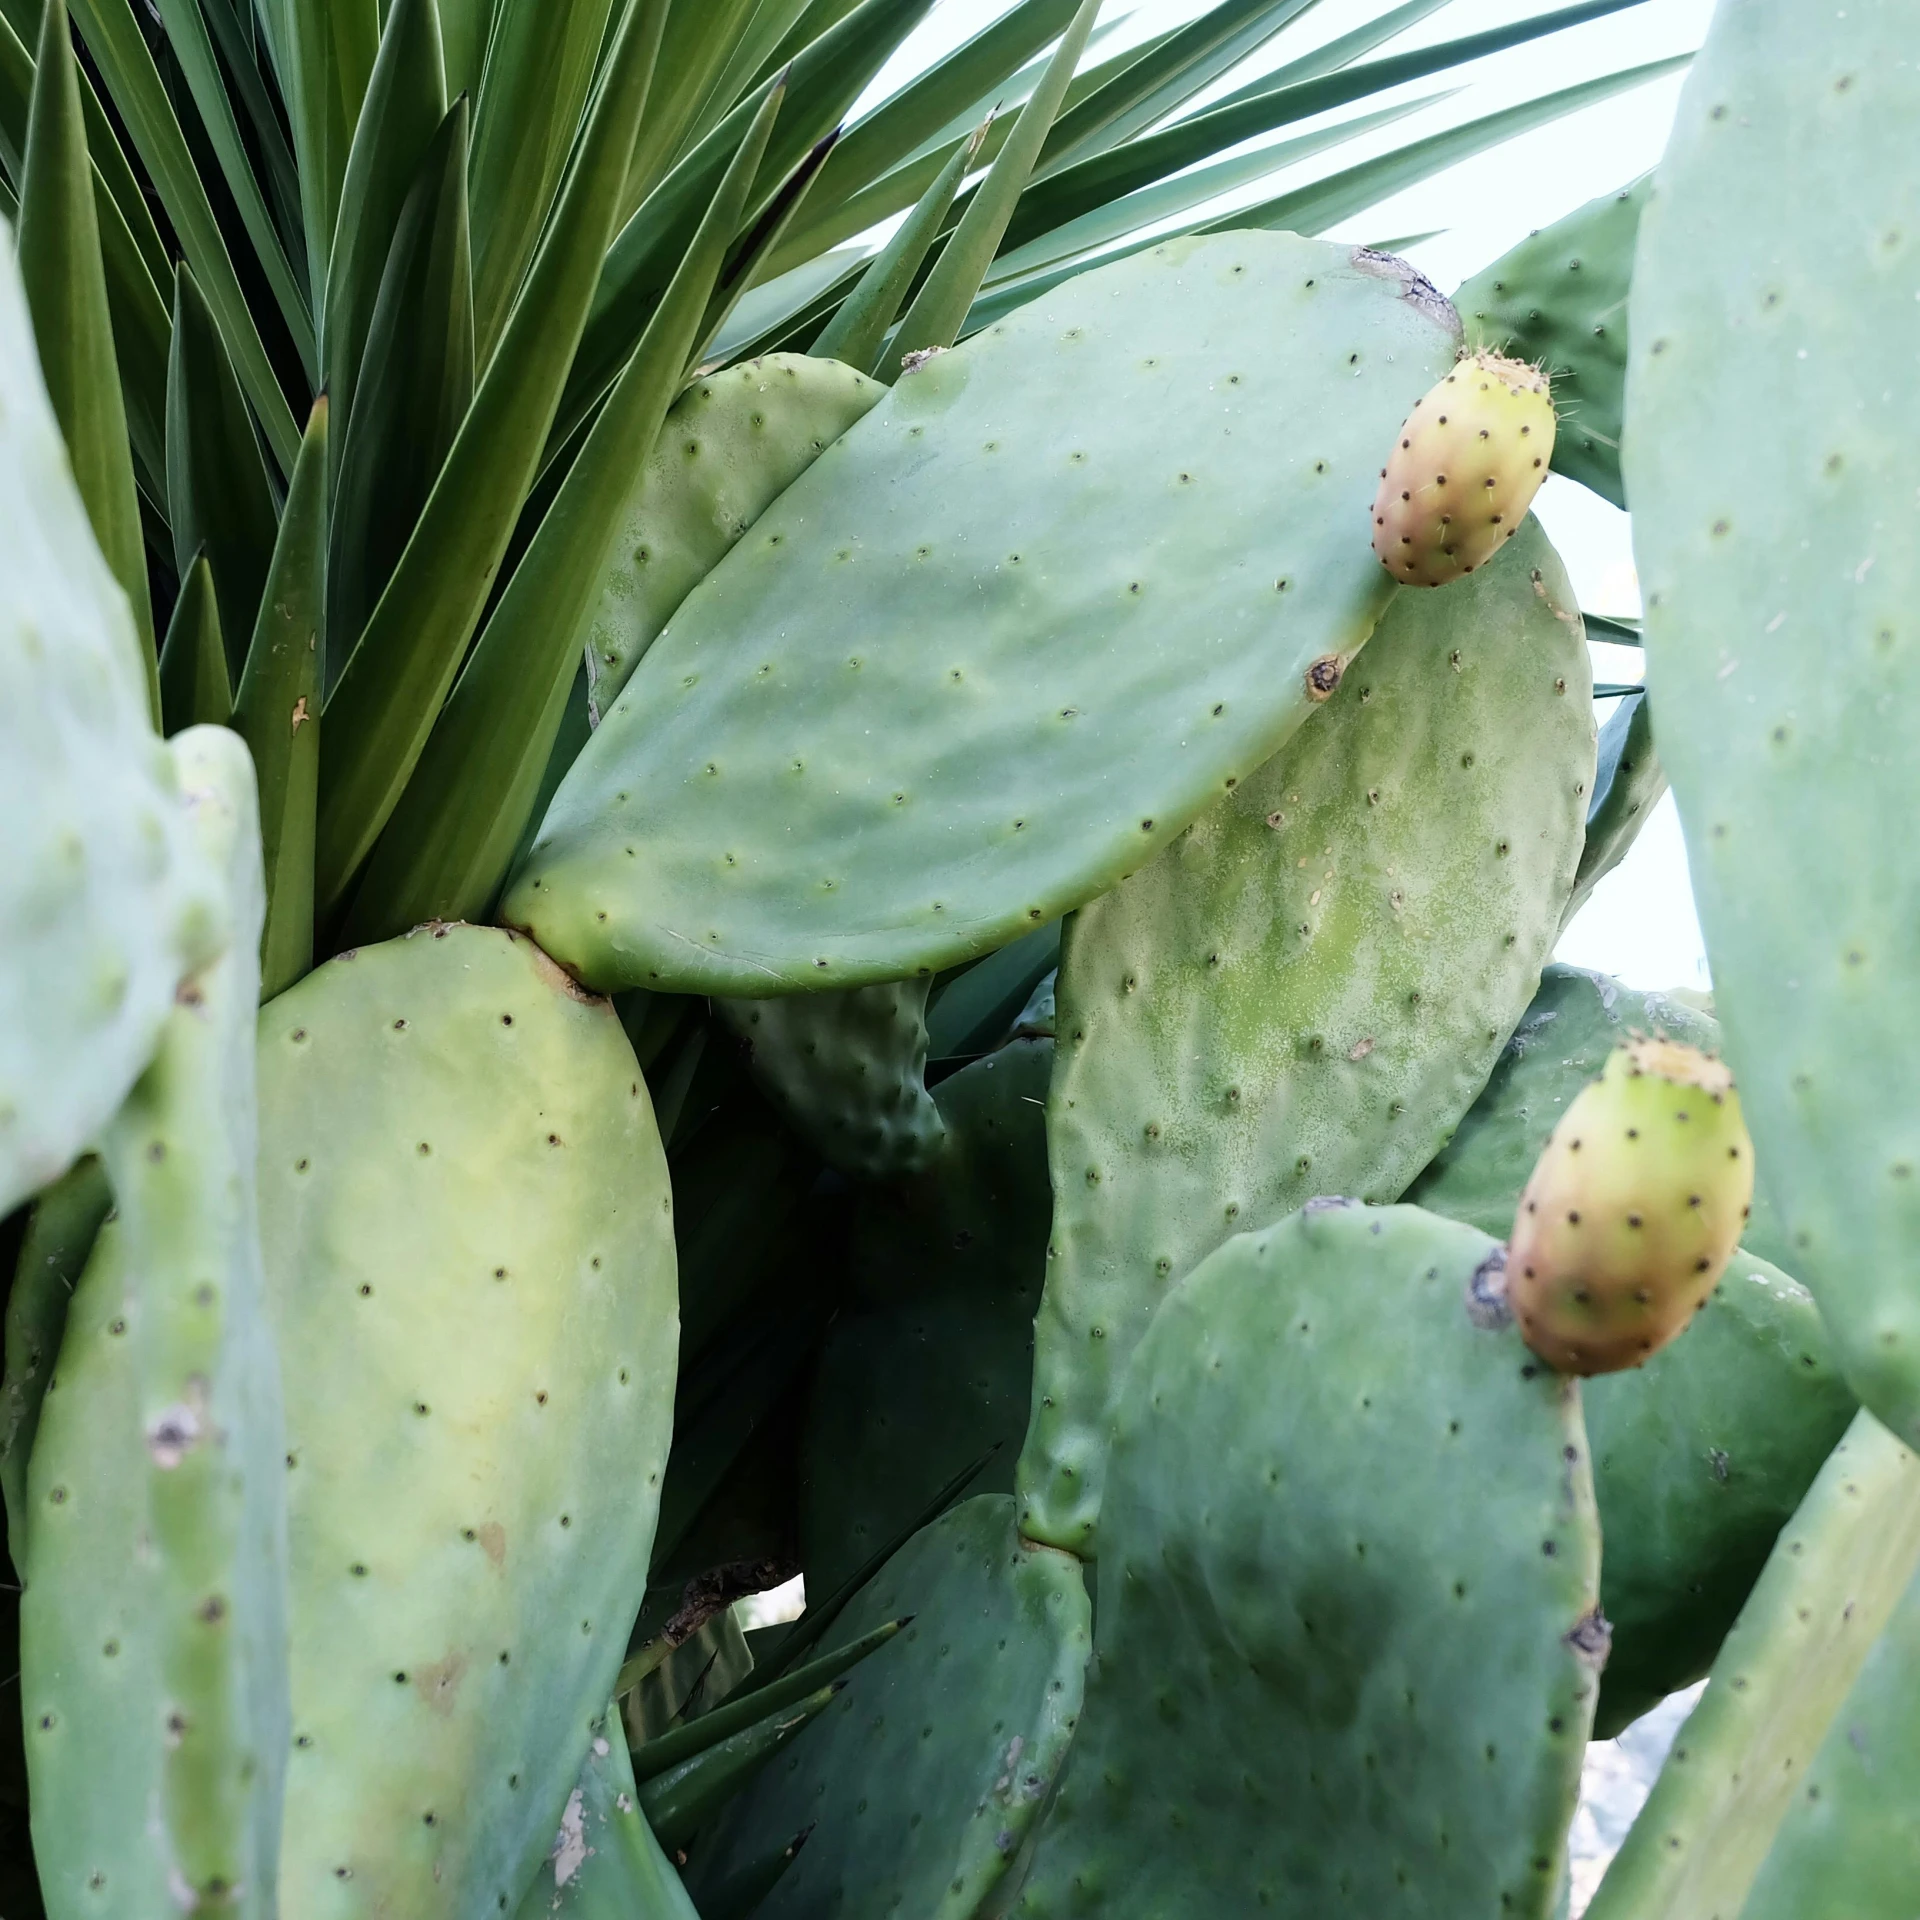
<box><xmin>690</xmin><ymin>1496</ymin><xmax>1090</xmax><ymax>1920</ymax></box>
<box><xmin>1583</xmin><ymin>1249</ymin><xmax>1857</xmax><ymax>1734</ymax></box>
<box><xmin>22</xmin><ymin>726</ymin><xmax>288</xmax><ymax>1919</ymax></box>
<box><xmin>504</xmin><ymin>232</ymin><xmax>1462</xmax><ymax>995</ymax></box>
<box><xmin>800</xmin><ymin>1038</ymin><xmax>1053</xmax><ymax>1594</ymax></box>
<box><xmin>1370</xmin><ymin>349</ymin><xmax>1555</xmax><ymax>585</ymax></box>
<box><xmin>1738</xmin><ymin>1549</ymin><xmax>1920</xmax><ymax>1919</ymax></box>
<box><xmin>1507</xmin><ymin>1037</ymin><xmax>1754</xmax><ymax>1375</ymax></box>
<box><xmin>1624</xmin><ymin>0</ymin><xmax>1920</xmax><ymax>1445</ymax></box>
<box><xmin>1406</xmin><ymin>964</ymin><xmax>1792</xmax><ymax>1271</ymax></box>
<box><xmin>583</xmin><ymin>354</ymin><xmax>885</xmax><ymax>723</ymax></box>
<box><xmin>1013</xmin><ymin>1203</ymin><xmax>1603</xmax><ymax>1919</ymax></box>
<box><xmin>715</xmin><ymin>980</ymin><xmax>945</xmax><ymax>1181</ymax></box>
<box><xmin>1019</xmin><ymin>521</ymin><xmax>1592</xmax><ymax>1554</ymax></box>
<box><xmin>1454</xmin><ymin>175</ymin><xmax>1648</xmax><ymax>507</ymax></box>
<box><xmin>0</xmin><ymin>226</ymin><xmax>222</xmax><ymax>1217</ymax></box>
<box><xmin>1587</xmin><ymin>1412</ymin><xmax>1920</xmax><ymax>1920</ymax></box>
<box><xmin>256</xmin><ymin>923</ymin><xmax>676</xmax><ymax>1918</ymax></box>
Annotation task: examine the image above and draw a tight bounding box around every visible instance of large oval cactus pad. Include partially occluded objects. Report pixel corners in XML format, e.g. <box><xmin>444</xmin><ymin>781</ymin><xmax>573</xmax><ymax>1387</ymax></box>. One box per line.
<box><xmin>1623</xmin><ymin>0</ymin><xmax>1920</xmax><ymax>1444</ymax></box>
<box><xmin>1014</xmin><ymin>1205</ymin><xmax>1602</xmax><ymax>1919</ymax></box>
<box><xmin>258</xmin><ymin>924</ymin><xmax>677</xmax><ymax>1918</ymax></box>
<box><xmin>504</xmin><ymin>233</ymin><xmax>1463</xmax><ymax>994</ymax></box>
<box><xmin>1586</xmin><ymin>1412</ymin><xmax>1920</xmax><ymax>1920</ymax></box>
<box><xmin>1017</xmin><ymin>522</ymin><xmax>1593</xmax><ymax>1554</ymax></box>
<box><xmin>690</xmin><ymin>1495</ymin><xmax>1089</xmax><ymax>1920</ymax></box>
<box><xmin>0</xmin><ymin>231</ymin><xmax>221</xmax><ymax>1216</ymax></box>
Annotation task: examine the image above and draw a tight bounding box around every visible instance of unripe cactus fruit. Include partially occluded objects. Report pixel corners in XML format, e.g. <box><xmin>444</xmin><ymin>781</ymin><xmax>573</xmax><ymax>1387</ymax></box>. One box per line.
<box><xmin>1371</xmin><ymin>350</ymin><xmax>1556</xmax><ymax>586</ymax></box>
<box><xmin>1507</xmin><ymin>1036</ymin><xmax>1754</xmax><ymax>1374</ymax></box>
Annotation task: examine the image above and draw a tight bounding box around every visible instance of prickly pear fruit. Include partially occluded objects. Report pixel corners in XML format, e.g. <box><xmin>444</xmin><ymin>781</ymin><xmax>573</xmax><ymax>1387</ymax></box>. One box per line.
<box><xmin>1508</xmin><ymin>1036</ymin><xmax>1754</xmax><ymax>1374</ymax></box>
<box><xmin>1371</xmin><ymin>350</ymin><xmax>1555</xmax><ymax>586</ymax></box>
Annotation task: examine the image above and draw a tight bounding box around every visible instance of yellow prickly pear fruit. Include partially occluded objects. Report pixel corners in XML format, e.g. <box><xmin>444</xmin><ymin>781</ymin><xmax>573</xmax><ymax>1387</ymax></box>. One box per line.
<box><xmin>1371</xmin><ymin>350</ymin><xmax>1556</xmax><ymax>586</ymax></box>
<box><xmin>1507</xmin><ymin>1036</ymin><xmax>1754</xmax><ymax>1375</ymax></box>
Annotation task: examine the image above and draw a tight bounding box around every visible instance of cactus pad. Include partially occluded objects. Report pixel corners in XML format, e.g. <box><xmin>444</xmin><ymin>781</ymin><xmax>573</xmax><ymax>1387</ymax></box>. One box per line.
<box><xmin>583</xmin><ymin>353</ymin><xmax>884</xmax><ymax>723</ymax></box>
<box><xmin>1017</xmin><ymin>521</ymin><xmax>1593</xmax><ymax>1553</ymax></box>
<box><xmin>1586</xmin><ymin>1412</ymin><xmax>1920</xmax><ymax>1920</ymax></box>
<box><xmin>800</xmin><ymin>1039</ymin><xmax>1053</xmax><ymax>1595</ymax></box>
<box><xmin>257</xmin><ymin>923</ymin><xmax>677</xmax><ymax>1918</ymax></box>
<box><xmin>1584</xmin><ymin>1248</ymin><xmax>1857</xmax><ymax>1735</ymax></box>
<box><xmin>1013</xmin><ymin>1203</ymin><xmax>1602</xmax><ymax>1919</ymax></box>
<box><xmin>691</xmin><ymin>1495</ymin><xmax>1090</xmax><ymax>1920</ymax></box>
<box><xmin>1454</xmin><ymin>176</ymin><xmax>1648</xmax><ymax>507</ymax></box>
<box><xmin>1624</xmin><ymin>0</ymin><xmax>1920</xmax><ymax>1445</ymax></box>
<box><xmin>504</xmin><ymin>232</ymin><xmax>1463</xmax><ymax>995</ymax></box>
<box><xmin>0</xmin><ymin>225</ymin><xmax>221</xmax><ymax>1216</ymax></box>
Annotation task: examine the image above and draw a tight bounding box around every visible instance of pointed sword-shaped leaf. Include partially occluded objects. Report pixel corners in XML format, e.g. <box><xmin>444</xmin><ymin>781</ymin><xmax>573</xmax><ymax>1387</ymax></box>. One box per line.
<box><xmin>157</xmin><ymin>549</ymin><xmax>231</xmax><ymax>733</ymax></box>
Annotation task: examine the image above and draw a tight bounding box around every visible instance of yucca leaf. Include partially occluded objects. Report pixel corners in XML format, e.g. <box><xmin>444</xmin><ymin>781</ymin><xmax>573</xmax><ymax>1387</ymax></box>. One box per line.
<box><xmin>152</xmin><ymin>0</ymin><xmax>314</xmax><ymax>374</ymax></box>
<box><xmin>166</xmin><ymin>262</ymin><xmax>278</xmax><ymax>682</ymax></box>
<box><xmin>986</xmin><ymin>89</ymin><xmax>1448</xmax><ymax>287</ymax></box>
<box><xmin>314</xmin><ymin>0</ymin><xmax>668</xmax><ymax>920</ymax></box>
<box><xmin>679</xmin><ymin>0</ymin><xmax>814</xmax><ymax>154</ymax></box>
<box><xmin>233</xmin><ymin>396</ymin><xmax>327</xmax><ymax>999</ymax></box>
<box><xmin>561</xmin><ymin>0</ymin><xmax>935</xmax><ymax>450</ymax></box>
<box><xmin>1041</xmin><ymin>0</ymin><xmax>1320</xmax><ymax>165</ymax></box>
<box><xmin>1201</xmin><ymin>0</ymin><xmax>1459</xmax><ymax>109</ymax></box>
<box><xmin>327</xmin><ymin>97</ymin><xmax>472</xmax><ymax>684</ymax></box>
<box><xmin>341</xmin><ymin>72</ymin><xmax>780</xmax><ymax>943</ymax></box>
<box><xmin>0</xmin><ymin>167</ymin><xmax>15</xmax><ymax>216</ymax></box>
<box><xmin>752</xmin><ymin>0</ymin><xmax>868</xmax><ymax>82</ymax></box>
<box><xmin>322</xmin><ymin>0</ymin><xmax>446</xmax><ymax>470</ymax></box>
<box><xmin>67</xmin><ymin>0</ymin><xmax>300</xmax><ymax>471</ymax></box>
<box><xmin>17</xmin><ymin>0</ymin><xmax>157</xmax><ymax>713</ymax></box>
<box><xmin>886</xmin><ymin>0</ymin><xmax>1099</xmax><ymax>374</ymax></box>
<box><xmin>157</xmin><ymin>549</ymin><xmax>231</xmax><ymax>733</ymax></box>
<box><xmin>437</xmin><ymin>0</ymin><xmax>492</xmax><ymax>102</ymax></box>
<box><xmin>282</xmin><ymin>0</ymin><xmax>380</xmax><ymax>303</ymax></box>
<box><xmin>196</xmin><ymin>0</ymin><xmax>303</xmax><ymax>264</ymax></box>
<box><xmin>468</xmin><ymin>0</ymin><xmax>614</xmax><ymax>363</ymax></box>
<box><xmin>995</xmin><ymin>0</ymin><xmax>1656</xmax><ymax>264</ymax></box>
<box><xmin>631</xmin><ymin>1617</ymin><xmax>905</xmax><ymax>1783</ymax></box>
<box><xmin>1583</xmin><ymin>611</ymin><xmax>1642</xmax><ymax>646</ymax></box>
<box><xmin>810</xmin><ymin>116</ymin><xmax>982</xmax><ymax>372</ymax></box>
<box><xmin>620</xmin><ymin>0</ymin><xmax>761</xmax><ymax>221</ymax></box>
<box><xmin>706</xmin><ymin>242</ymin><xmax>867</xmax><ymax>363</ymax></box>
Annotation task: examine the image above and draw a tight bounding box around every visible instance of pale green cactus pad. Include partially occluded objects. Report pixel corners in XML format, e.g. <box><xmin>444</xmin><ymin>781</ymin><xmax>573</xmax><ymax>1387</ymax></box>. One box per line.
<box><xmin>504</xmin><ymin>231</ymin><xmax>1462</xmax><ymax>995</ymax></box>
<box><xmin>0</xmin><ymin>222</ymin><xmax>221</xmax><ymax>1217</ymax></box>
<box><xmin>257</xmin><ymin>923</ymin><xmax>677</xmax><ymax>1918</ymax></box>
<box><xmin>1013</xmin><ymin>1203</ymin><xmax>1602</xmax><ymax>1919</ymax></box>
<box><xmin>1586</xmin><ymin>1411</ymin><xmax>1920</xmax><ymax>1920</ymax></box>
<box><xmin>22</xmin><ymin>726</ymin><xmax>286</xmax><ymax>1919</ymax></box>
<box><xmin>582</xmin><ymin>353</ymin><xmax>885</xmax><ymax>723</ymax></box>
<box><xmin>691</xmin><ymin>1495</ymin><xmax>1090</xmax><ymax>1920</ymax></box>
<box><xmin>1018</xmin><ymin>521</ymin><xmax>1593</xmax><ymax>1555</ymax></box>
<box><xmin>1624</xmin><ymin>0</ymin><xmax>1920</xmax><ymax>1446</ymax></box>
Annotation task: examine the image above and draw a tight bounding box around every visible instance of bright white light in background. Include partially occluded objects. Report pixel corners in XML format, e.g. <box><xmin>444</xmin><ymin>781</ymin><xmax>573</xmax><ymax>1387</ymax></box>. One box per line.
<box><xmin>858</xmin><ymin>0</ymin><xmax>1715</xmax><ymax>994</ymax></box>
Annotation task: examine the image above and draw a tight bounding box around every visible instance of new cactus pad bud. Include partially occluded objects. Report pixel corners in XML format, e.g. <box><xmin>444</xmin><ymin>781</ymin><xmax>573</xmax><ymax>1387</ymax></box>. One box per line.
<box><xmin>1507</xmin><ymin>1036</ymin><xmax>1754</xmax><ymax>1375</ymax></box>
<box><xmin>1371</xmin><ymin>350</ymin><xmax>1556</xmax><ymax>587</ymax></box>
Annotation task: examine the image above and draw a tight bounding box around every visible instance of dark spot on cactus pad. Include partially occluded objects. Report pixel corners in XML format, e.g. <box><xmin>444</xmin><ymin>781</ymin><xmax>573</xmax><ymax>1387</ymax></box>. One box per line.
<box><xmin>1466</xmin><ymin>1248</ymin><xmax>1512</xmax><ymax>1329</ymax></box>
<box><xmin>1306</xmin><ymin>655</ymin><xmax>1343</xmax><ymax>700</ymax></box>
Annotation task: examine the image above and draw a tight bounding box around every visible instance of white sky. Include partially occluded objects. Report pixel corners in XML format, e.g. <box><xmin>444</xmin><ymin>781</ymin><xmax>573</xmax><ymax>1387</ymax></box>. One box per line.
<box><xmin>863</xmin><ymin>0</ymin><xmax>1715</xmax><ymax>992</ymax></box>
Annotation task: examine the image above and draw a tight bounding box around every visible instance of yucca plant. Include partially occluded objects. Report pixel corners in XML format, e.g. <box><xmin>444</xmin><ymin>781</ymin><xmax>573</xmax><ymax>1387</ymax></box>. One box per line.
<box><xmin>8</xmin><ymin>0</ymin><xmax>1846</xmax><ymax>1913</ymax></box>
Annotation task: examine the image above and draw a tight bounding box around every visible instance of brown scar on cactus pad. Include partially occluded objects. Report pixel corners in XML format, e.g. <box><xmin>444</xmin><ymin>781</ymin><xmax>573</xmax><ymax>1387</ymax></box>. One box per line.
<box><xmin>1372</xmin><ymin>350</ymin><xmax>1557</xmax><ymax>587</ymax></box>
<box><xmin>1507</xmin><ymin>1036</ymin><xmax>1755</xmax><ymax>1376</ymax></box>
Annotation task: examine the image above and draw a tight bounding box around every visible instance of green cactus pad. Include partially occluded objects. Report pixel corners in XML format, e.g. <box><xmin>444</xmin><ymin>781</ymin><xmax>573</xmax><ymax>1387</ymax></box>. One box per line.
<box><xmin>1584</xmin><ymin>1248</ymin><xmax>1857</xmax><ymax>1736</ymax></box>
<box><xmin>1406</xmin><ymin>963</ymin><xmax>1792</xmax><ymax>1271</ymax></box>
<box><xmin>1017</xmin><ymin>521</ymin><xmax>1593</xmax><ymax>1554</ymax></box>
<box><xmin>23</xmin><ymin>726</ymin><xmax>288</xmax><ymax>1918</ymax></box>
<box><xmin>715</xmin><ymin>980</ymin><xmax>945</xmax><ymax>1181</ymax></box>
<box><xmin>0</xmin><ymin>225</ymin><xmax>222</xmax><ymax>1217</ymax></box>
<box><xmin>1624</xmin><ymin>0</ymin><xmax>1920</xmax><ymax>1446</ymax></box>
<box><xmin>582</xmin><ymin>353</ymin><xmax>885</xmax><ymax>723</ymax></box>
<box><xmin>503</xmin><ymin>232</ymin><xmax>1463</xmax><ymax>995</ymax></box>
<box><xmin>514</xmin><ymin>1706</ymin><xmax>701</xmax><ymax>1919</ymax></box>
<box><xmin>1454</xmin><ymin>175</ymin><xmax>1648</xmax><ymax>507</ymax></box>
<box><xmin>1585</xmin><ymin>1411</ymin><xmax>1920</xmax><ymax>1920</ymax></box>
<box><xmin>257</xmin><ymin>923</ymin><xmax>677</xmax><ymax>1918</ymax></box>
<box><xmin>1738</xmin><ymin>1552</ymin><xmax>1920</xmax><ymax>1919</ymax></box>
<box><xmin>800</xmin><ymin>1039</ymin><xmax>1053</xmax><ymax>1595</ymax></box>
<box><xmin>1013</xmin><ymin>1203</ymin><xmax>1602</xmax><ymax>1919</ymax></box>
<box><xmin>690</xmin><ymin>1495</ymin><xmax>1090</xmax><ymax>1920</ymax></box>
